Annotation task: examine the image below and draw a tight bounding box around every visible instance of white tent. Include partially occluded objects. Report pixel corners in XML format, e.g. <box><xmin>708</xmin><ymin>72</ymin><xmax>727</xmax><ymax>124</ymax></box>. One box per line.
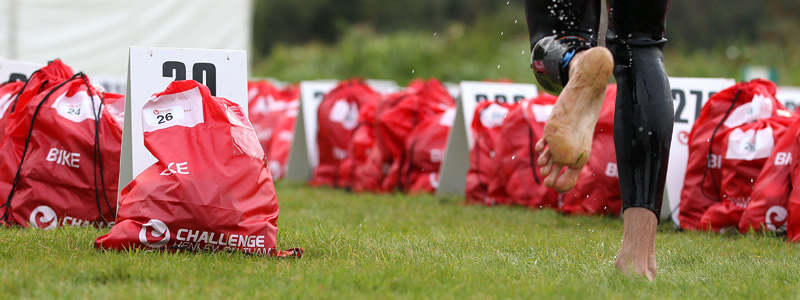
<box><xmin>0</xmin><ymin>0</ymin><xmax>252</xmax><ymax>78</ymax></box>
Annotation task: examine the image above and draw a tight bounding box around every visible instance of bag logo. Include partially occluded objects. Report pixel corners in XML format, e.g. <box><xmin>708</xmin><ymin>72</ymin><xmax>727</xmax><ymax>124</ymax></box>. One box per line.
<box><xmin>29</xmin><ymin>206</ymin><xmax>58</xmax><ymax>230</ymax></box>
<box><xmin>139</xmin><ymin>219</ymin><xmax>171</xmax><ymax>248</ymax></box>
<box><xmin>766</xmin><ymin>206</ymin><xmax>788</xmax><ymax>232</ymax></box>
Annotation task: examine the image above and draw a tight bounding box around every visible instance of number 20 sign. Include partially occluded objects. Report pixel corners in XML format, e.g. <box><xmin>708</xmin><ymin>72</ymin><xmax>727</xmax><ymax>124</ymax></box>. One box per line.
<box><xmin>119</xmin><ymin>46</ymin><xmax>248</xmax><ymax>191</ymax></box>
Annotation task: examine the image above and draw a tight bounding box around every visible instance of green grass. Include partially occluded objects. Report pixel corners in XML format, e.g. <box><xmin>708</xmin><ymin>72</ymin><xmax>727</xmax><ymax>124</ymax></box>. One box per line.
<box><xmin>2</xmin><ymin>182</ymin><xmax>800</xmax><ymax>299</ymax></box>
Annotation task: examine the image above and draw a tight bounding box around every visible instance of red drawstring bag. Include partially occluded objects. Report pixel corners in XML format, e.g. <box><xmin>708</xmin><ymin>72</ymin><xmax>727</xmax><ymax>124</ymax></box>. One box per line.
<box><xmin>559</xmin><ymin>85</ymin><xmax>621</xmax><ymax>216</ymax></box>
<box><xmin>339</xmin><ymin>99</ymin><xmax>379</xmax><ymax>191</ymax></box>
<box><xmin>247</xmin><ymin>81</ymin><xmax>299</xmax><ymax>179</ymax></box>
<box><xmin>0</xmin><ymin>72</ymin><xmax>124</xmax><ymax>228</ymax></box>
<box><xmin>491</xmin><ymin>93</ymin><xmax>558</xmax><ymax>208</ymax></box>
<box><xmin>375</xmin><ymin>79</ymin><xmax>454</xmax><ymax>192</ymax></box>
<box><xmin>95</xmin><ymin>80</ymin><xmax>299</xmax><ymax>257</ymax></box>
<box><xmin>680</xmin><ymin>80</ymin><xmax>791</xmax><ymax>230</ymax></box>
<box><xmin>311</xmin><ymin>80</ymin><xmax>380</xmax><ymax>188</ymax></box>
<box><xmin>248</xmin><ymin>80</ymin><xmax>282</xmax><ymax>151</ymax></box>
<box><xmin>401</xmin><ymin>107</ymin><xmax>455</xmax><ymax>194</ymax></box>
<box><xmin>739</xmin><ymin>118</ymin><xmax>800</xmax><ymax>233</ymax></box>
<box><xmin>786</xmin><ymin>139</ymin><xmax>800</xmax><ymax>242</ymax></box>
<box><xmin>0</xmin><ymin>60</ymin><xmax>74</xmax><ymax>143</ymax></box>
<box><xmin>466</xmin><ymin>101</ymin><xmax>518</xmax><ymax>205</ymax></box>
<box><xmin>700</xmin><ymin>117</ymin><xmax>795</xmax><ymax>232</ymax></box>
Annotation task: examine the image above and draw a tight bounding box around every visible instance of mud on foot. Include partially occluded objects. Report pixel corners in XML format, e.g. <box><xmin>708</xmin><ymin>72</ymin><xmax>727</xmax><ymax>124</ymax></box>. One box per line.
<box><xmin>536</xmin><ymin>46</ymin><xmax>613</xmax><ymax>193</ymax></box>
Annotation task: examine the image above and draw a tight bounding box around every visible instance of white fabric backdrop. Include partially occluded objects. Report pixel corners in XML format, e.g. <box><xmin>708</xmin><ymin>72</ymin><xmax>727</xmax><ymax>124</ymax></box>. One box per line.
<box><xmin>0</xmin><ymin>0</ymin><xmax>252</xmax><ymax>77</ymax></box>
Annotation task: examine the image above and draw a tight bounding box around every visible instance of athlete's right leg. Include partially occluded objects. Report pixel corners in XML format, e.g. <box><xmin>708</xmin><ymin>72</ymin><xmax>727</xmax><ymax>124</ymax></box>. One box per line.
<box><xmin>606</xmin><ymin>0</ymin><xmax>673</xmax><ymax>281</ymax></box>
<box><xmin>525</xmin><ymin>0</ymin><xmax>613</xmax><ymax>192</ymax></box>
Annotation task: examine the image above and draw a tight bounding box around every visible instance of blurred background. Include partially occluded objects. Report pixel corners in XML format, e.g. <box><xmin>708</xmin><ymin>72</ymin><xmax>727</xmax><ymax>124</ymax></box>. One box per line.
<box><xmin>251</xmin><ymin>0</ymin><xmax>800</xmax><ymax>86</ymax></box>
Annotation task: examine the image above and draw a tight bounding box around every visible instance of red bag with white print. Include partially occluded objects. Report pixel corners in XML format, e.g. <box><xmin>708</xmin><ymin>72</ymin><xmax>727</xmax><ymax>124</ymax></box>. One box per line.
<box><xmin>739</xmin><ymin>118</ymin><xmax>800</xmax><ymax>233</ymax></box>
<box><xmin>376</xmin><ymin>79</ymin><xmax>454</xmax><ymax>192</ymax></box>
<box><xmin>466</xmin><ymin>100</ymin><xmax>517</xmax><ymax>205</ymax></box>
<box><xmin>311</xmin><ymin>80</ymin><xmax>381</xmax><ymax>188</ymax></box>
<box><xmin>0</xmin><ymin>72</ymin><xmax>124</xmax><ymax>228</ymax></box>
<box><xmin>493</xmin><ymin>93</ymin><xmax>558</xmax><ymax>208</ymax></box>
<box><xmin>401</xmin><ymin>106</ymin><xmax>455</xmax><ymax>194</ymax></box>
<box><xmin>95</xmin><ymin>80</ymin><xmax>299</xmax><ymax>257</ymax></box>
<box><xmin>700</xmin><ymin>116</ymin><xmax>795</xmax><ymax>232</ymax></box>
<box><xmin>559</xmin><ymin>85</ymin><xmax>621</xmax><ymax>216</ymax></box>
<box><xmin>680</xmin><ymin>80</ymin><xmax>791</xmax><ymax>230</ymax></box>
<box><xmin>0</xmin><ymin>60</ymin><xmax>74</xmax><ymax>143</ymax></box>
<box><xmin>248</xmin><ymin>80</ymin><xmax>282</xmax><ymax>151</ymax></box>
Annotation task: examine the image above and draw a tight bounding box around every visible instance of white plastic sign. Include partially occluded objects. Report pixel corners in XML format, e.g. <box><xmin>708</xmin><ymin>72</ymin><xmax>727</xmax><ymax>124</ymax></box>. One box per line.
<box><xmin>0</xmin><ymin>58</ymin><xmax>43</xmax><ymax>83</ymax></box>
<box><xmin>119</xmin><ymin>46</ymin><xmax>248</xmax><ymax>192</ymax></box>
<box><xmin>664</xmin><ymin>77</ymin><xmax>735</xmax><ymax>224</ymax></box>
<box><xmin>284</xmin><ymin>80</ymin><xmax>337</xmax><ymax>181</ymax></box>
<box><xmin>436</xmin><ymin>81</ymin><xmax>538</xmax><ymax>196</ymax></box>
<box><xmin>777</xmin><ymin>86</ymin><xmax>800</xmax><ymax>112</ymax></box>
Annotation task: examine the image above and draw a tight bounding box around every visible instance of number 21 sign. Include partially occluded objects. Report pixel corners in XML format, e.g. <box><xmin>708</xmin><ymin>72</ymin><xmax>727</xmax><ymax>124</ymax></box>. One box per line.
<box><xmin>119</xmin><ymin>46</ymin><xmax>248</xmax><ymax>192</ymax></box>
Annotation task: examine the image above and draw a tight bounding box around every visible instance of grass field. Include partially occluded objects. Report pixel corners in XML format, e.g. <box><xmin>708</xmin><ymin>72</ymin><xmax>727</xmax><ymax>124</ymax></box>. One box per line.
<box><xmin>2</xmin><ymin>182</ymin><xmax>800</xmax><ymax>299</ymax></box>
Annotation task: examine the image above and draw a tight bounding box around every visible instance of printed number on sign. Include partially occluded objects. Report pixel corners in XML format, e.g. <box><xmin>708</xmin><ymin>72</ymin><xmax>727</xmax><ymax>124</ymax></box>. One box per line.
<box><xmin>476</xmin><ymin>94</ymin><xmax>525</xmax><ymax>104</ymax></box>
<box><xmin>672</xmin><ymin>89</ymin><xmax>716</xmax><ymax>124</ymax></box>
<box><xmin>162</xmin><ymin>61</ymin><xmax>217</xmax><ymax>96</ymax></box>
<box><xmin>8</xmin><ymin>73</ymin><xmax>27</xmax><ymax>83</ymax></box>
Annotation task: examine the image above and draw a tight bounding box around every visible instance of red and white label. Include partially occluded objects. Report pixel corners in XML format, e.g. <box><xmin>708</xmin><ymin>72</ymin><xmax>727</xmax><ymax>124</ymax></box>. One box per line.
<box><xmin>142</xmin><ymin>87</ymin><xmax>204</xmax><ymax>132</ymax></box>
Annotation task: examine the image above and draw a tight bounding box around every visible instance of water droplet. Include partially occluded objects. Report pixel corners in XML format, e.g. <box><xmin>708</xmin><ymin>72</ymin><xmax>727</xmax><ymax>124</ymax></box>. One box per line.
<box><xmin>522</xmin><ymin>50</ymin><xmax>525</xmax><ymax>54</ymax></box>
<box><xmin>648</xmin><ymin>131</ymin><xmax>653</xmax><ymax>136</ymax></box>
<box><xmin>434</xmin><ymin>32</ymin><xmax>437</xmax><ymax>36</ymax></box>
<box><xmin>501</xmin><ymin>32</ymin><xmax>504</xmax><ymax>36</ymax></box>
<box><xmin>586</xmin><ymin>195</ymin><xmax>589</xmax><ymax>198</ymax></box>
<box><xmin>750</xmin><ymin>179</ymin><xmax>754</xmax><ymax>183</ymax></box>
<box><xmin>515</xmin><ymin>20</ymin><xmax>518</xmax><ymax>24</ymax></box>
<box><xmin>411</xmin><ymin>70</ymin><xmax>415</xmax><ymax>74</ymax></box>
<box><xmin>497</xmin><ymin>65</ymin><xmax>501</xmax><ymax>69</ymax></box>
<box><xmin>512</xmin><ymin>155</ymin><xmax>516</xmax><ymax>160</ymax></box>
<box><xmin>507</xmin><ymin>1</ymin><xmax>510</xmax><ymax>4</ymax></box>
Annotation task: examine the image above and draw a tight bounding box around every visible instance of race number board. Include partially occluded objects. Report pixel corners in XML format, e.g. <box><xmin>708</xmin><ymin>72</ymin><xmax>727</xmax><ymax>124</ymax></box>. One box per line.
<box><xmin>0</xmin><ymin>58</ymin><xmax>43</xmax><ymax>83</ymax></box>
<box><xmin>284</xmin><ymin>79</ymin><xmax>400</xmax><ymax>181</ymax></box>
<box><xmin>284</xmin><ymin>80</ymin><xmax>337</xmax><ymax>181</ymax></box>
<box><xmin>119</xmin><ymin>46</ymin><xmax>248</xmax><ymax>192</ymax></box>
<box><xmin>664</xmin><ymin>77</ymin><xmax>735</xmax><ymax>224</ymax></box>
<box><xmin>436</xmin><ymin>81</ymin><xmax>538</xmax><ymax>196</ymax></box>
<box><xmin>777</xmin><ymin>86</ymin><xmax>800</xmax><ymax>112</ymax></box>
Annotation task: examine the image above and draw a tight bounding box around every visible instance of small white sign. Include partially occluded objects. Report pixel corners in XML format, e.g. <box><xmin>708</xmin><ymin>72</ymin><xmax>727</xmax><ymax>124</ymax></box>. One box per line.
<box><xmin>664</xmin><ymin>77</ymin><xmax>735</xmax><ymax>224</ymax></box>
<box><xmin>284</xmin><ymin>80</ymin><xmax>337</xmax><ymax>181</ymax></box>
<box><xmin>119</xmin><ymin>46</ymin><xmax>248</xmax><ymax>192</ymax></box>
<box><xmin>777</xmin><ymin>86</ymin><xmax>800</xmax><ymax>112</ymax></box>
<box><xmin>0</xmin><ymin>58</ymin><xmax>43</xmax><ymax>83</ymax></box>
<box><xmin>436</xmin><ymin>81</ymin><xmax>537</xmax><ymax>196</ymax></box>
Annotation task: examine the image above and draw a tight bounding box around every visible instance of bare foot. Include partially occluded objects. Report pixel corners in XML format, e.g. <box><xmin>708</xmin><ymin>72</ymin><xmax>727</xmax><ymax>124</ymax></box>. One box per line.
<box><xmin>535</xmin><ymin>47</ymin><xmax>613</xmax><ymax>193</ymax></box>
<box><xmin>615</xmin><ymin>207</ymin><xmax>658</xmax><ymax>281</ymax></box>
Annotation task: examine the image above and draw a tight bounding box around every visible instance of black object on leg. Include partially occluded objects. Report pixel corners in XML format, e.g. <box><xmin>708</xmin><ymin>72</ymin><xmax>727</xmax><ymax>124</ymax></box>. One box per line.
<box><xmin>525</xmin><ymin>0</ymin><xmax>600</xmax><ymax>95</ymax></box>
<box><xmin>606</xmin><ymin>0</ymin><xmax>673</xmax><ymax>220</ymax></box>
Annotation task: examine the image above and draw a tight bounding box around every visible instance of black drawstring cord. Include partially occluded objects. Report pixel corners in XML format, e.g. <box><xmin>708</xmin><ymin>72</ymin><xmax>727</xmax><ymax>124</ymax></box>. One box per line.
<box><xmin>7</xmin><ymin>70</ymin><xmax>41</xmax><ymax>114</ymax></box>
<box><xmin>701</xmin><ymin>90</ymin><xmax>742</xmax><ymax>201</ymax></box>
<box><xmin>3</xmin><ymin>73</ymin><xmax>83</xmax><ymax>223</ymax></box>
<box><xmin>78</xmin><ymin>75</ymin><xmax>115</xmax><ymax>225</ymax></box>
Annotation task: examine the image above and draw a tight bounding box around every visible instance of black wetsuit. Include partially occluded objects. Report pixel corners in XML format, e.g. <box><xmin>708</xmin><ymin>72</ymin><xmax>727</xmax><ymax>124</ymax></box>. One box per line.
<box><xmin>525</xmin><ymin>0</ymin><xmax>673</xmax><ymax>219</ymax></box>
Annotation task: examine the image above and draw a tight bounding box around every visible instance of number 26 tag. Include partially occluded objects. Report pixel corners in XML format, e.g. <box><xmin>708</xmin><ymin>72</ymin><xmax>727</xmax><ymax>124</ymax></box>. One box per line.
<box><xmin>144</xmin><ymin>105</ymin><xmax>185</xmax><ymax>127</ymax></box>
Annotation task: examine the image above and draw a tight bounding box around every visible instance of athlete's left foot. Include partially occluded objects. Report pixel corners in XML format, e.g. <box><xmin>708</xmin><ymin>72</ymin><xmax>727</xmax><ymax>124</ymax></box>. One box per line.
<box><xmin>615</xmin><ymin>208</ymin><xmax>658</xmax><ymax>281</ymax></box>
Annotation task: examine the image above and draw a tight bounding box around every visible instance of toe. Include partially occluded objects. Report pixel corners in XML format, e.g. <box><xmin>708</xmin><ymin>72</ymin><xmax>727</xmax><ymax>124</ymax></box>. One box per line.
<box><xmin>544</xmin><ymin>165</ymin><xmax>561</xmax><ymax>188</ymax></box>
<box><xmin>553</xmin><ymin>167</ymin><xmax>581</xmax><ymax>193</ymax></box>
<box><xmin>535</xmin><ymin>138</ymin><xmax>547</xmax><ymax>153</ymax></box>
<box><xmin>537</xmin><ymin>148</ymin><xmax>551</xmax><ymax>167</ymax></box>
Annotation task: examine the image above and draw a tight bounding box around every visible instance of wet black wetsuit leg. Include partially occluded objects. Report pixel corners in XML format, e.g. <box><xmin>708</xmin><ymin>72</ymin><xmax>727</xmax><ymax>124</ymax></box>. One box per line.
<box><xmin>525</xmin><ymin>0</ymin><xmax>601</xmax><ymax>95</ymax></box>
<box><xmin>606</xmin><ymin>0</ymin><xmax>673</xmax><ymax>219</ymax></box>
